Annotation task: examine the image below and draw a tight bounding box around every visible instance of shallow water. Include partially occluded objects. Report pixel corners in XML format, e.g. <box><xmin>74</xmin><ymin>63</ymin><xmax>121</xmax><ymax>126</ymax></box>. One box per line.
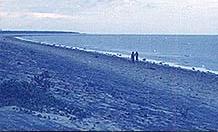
<box><xmin>20</xmin><ymin>34</ymin><xmax>218</xmax><ymax>72</ymax></box>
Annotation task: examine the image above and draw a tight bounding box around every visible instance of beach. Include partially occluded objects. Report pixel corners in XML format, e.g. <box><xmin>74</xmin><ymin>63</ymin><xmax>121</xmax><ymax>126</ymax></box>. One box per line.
<box><xmin>1</xmin><ymin>34</ymin><xmax>218</xmax><ymax>130</ymax></box>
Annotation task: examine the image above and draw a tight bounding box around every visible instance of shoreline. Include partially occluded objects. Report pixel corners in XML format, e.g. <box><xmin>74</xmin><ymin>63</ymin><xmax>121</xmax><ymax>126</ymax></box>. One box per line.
<box><xmin>14</xmin><ymin>36</ymin><xmax>218</xmax><ymax>75</ymax></box>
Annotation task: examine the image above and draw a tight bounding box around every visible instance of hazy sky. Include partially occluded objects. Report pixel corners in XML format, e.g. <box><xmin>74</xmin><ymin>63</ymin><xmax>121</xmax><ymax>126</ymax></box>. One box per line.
<box><xmin>0</xmin><ymin>0</ymin><xmax>218</xmax><ymax>34</ymax></box>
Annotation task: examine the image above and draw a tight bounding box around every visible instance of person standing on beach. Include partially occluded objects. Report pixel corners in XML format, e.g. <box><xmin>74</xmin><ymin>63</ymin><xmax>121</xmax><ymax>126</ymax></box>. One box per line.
<box><xmin>135</xmin><ymin>52</ymin><xmax>139</xmax><ymax>61</ymax></box>
<box><xmin>131</xmin><ymin>52</ymin><xmax>135</xmax><ymax>62</ymax></box>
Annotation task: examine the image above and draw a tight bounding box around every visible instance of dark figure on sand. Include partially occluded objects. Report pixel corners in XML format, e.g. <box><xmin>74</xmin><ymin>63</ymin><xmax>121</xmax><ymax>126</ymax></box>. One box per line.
<box><xmin>131</xmin><ymin>51</ymin><xmax>139</xmax><ymax>62</ymax></box>
<box><xmin>131</xmin><ymin>52</ymin><xmax>135</xmax><ymax>62</ymax></box>
<box><xmin>135</xmin><ymin>52</ymin><xmax>139</xmax><ymax>61</ymax></box>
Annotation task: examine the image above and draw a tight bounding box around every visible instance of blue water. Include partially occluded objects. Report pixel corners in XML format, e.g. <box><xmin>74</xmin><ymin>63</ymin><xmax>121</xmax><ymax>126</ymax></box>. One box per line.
<box><xmin>21</xmin><ymin>34</ymin><xmax>218</xmax><ymax>72</ymax></box>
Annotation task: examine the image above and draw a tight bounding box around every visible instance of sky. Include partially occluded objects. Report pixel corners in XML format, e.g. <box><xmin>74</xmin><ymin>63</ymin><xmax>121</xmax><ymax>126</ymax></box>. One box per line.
<box><xmin>0</xmin><ymin>0</ymin><xmax>218</xmax><ymax>34</ymax></box>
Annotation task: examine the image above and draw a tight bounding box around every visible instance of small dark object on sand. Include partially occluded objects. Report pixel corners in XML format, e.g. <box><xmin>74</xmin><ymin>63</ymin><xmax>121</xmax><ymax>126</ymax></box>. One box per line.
<box><xmin>135</xmin><ymin>52</ymin><xmax>139</xmax><ymax>61</ymax></box>
<box><xmin>17</xmin><ymin>61</ymin><xmax>23</xmax><ymax>65</ymax></box>
<box><xmin>131</xmin><ymin>52</ymin><xmax>135</xmax><ymax>62</ymax></box>
<box><xmin>149</xmin><ymin>67</ymin><xmax>156</xmax><ymax>70</ymax></box>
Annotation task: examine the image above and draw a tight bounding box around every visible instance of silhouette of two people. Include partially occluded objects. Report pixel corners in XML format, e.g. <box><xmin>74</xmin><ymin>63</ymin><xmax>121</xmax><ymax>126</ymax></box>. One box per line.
<box><xmin>131</xmin><ymin>51</ymin><xmax>139</xmax><ymax>62</ymax></box>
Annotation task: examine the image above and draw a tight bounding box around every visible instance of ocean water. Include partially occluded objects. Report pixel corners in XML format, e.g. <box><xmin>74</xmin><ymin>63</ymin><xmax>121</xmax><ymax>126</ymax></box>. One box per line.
<box><xmin>19</xmin><ymin>34</ymin><xmax>218</xmax><ymax>73</ymax></box>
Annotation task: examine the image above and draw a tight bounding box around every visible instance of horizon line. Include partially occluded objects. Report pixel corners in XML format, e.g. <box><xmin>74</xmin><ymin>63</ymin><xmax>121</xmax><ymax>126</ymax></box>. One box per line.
<box><xmin>1</xmin><ymin>29</ymin><xmax>218</xmax><ymax>36</ymax></box>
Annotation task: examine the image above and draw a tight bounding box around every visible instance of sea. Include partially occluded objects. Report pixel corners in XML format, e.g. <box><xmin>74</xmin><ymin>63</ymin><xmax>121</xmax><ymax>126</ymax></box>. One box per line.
<box><xmin>17</xmin><ymin>34</ymin><xmax>218</xmax><ymax>74</ymax></box>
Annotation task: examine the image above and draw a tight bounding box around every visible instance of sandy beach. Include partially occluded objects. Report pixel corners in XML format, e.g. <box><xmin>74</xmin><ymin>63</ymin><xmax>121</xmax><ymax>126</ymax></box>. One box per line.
<box><xmin>1</xmin><ymin>34</ymin><xmax>218</xmax><ymax>131</ymax></box>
